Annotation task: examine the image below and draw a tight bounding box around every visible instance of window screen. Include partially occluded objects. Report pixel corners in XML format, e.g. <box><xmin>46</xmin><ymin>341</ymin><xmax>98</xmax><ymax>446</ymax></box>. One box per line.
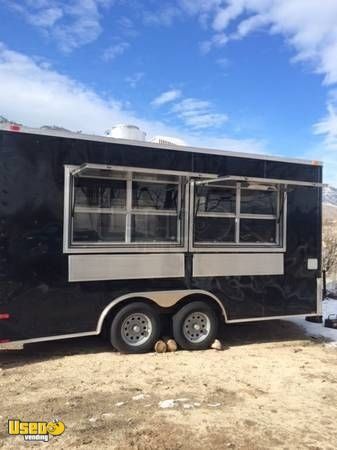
<box><xmin>239</xmin><ymin>219</ymin><xmax>276</xmax><ymax>243</ymax></box>
<box><xmin>196</xmin><ymin>186</ymin><xmax>235</xmax><ymax>213</ymax></box>
<box><xmin>71</xmin><ymin>170</ymin><xmax>183</xmax><ymax>246</ymax></box>
<box><xmin>74</xmin><ymin>178</ymin><xmax>126</xmax><ymax>209</ymax></box>
<box><xmin>194</xmin><ymin>217</ymin><xmax>235</xmax><ymax>243</ymax></box>
<box><xmin>240</xmin><ymin>189</ymin><xmax>277</xmax><ymax>215</ymax></box>
<box><xmin>132</xmin><ymin>181</ymin><xmax>178</xmax><ymax>210</ymax></box>
<box><xmin>193</xmin><ymin>183</ymin><xmax>281</xmax><ymax>247</ymax></box>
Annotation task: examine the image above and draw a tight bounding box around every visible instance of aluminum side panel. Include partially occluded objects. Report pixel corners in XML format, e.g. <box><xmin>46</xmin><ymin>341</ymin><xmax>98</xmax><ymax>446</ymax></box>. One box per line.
<box><xmin>192</xmin><ymin>253</ymin><xmax>284</xmax><ymax>277</ymax></box>
<box><xmin>69</xmin><ymin>253</ymin><xmax>185</xmax><ymax>282</ymax></box>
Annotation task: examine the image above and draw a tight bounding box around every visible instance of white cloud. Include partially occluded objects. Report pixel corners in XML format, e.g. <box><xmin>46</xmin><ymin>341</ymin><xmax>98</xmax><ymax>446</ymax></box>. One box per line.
<box><xmin>171</xmin><ymin>98</ymin><xmax>211</xmax><ymax>113</ymax></box>
<box><xmin>151</xmin><ymin>89</ymin><xmax>182</xmax><ymax>107</ymax></box>
<box><xmin>102</xmin><ymin>42</ymin><xmax>130</xmax><ymax>61</ymax></box>
<box><xmin>125</xmin><ymin>72</ymin><xmax>144</xmax><ymax>88</ymax></box>
<box><xmin>216</xmin><ymin>57</ymin><xmax>230</xmax><ymax>69</ymax></box>
<box><xmin>174</xmin><ymin>0</ymin><xmax>337</xmax><ymax>159</ymax></box>
<box><xmin>191</xmin><ymin>0</ymin><xmax>337</xmax><ymax>88</ymax></box>
<box><xmin>171</xmin><ymin>97</ymin><xmax>228</xmax><ymax>129</ymax></box>
<box><xmin>0</xmin><ymin>43</ymin><xmax>268</xmax><ymax>158</ymax></box>
<box><xmin>153</xmin><ymin>93</ymin><xmax>228</xmax><ymax>130</ymax></box>
<box><xmin>27</xmin><ymin>7</ymin><xmax>63</xmax><ymax>27</ymax></box>
<box><xmin>314</xmin><ymin>100</ymin><xmax>337</xmax><ymax>151</ymax></box>
<box><xmin>143</xmin><ymin>6</ymin><xmax>182</xmax><ymax>27</ymax></box>
<box><xmin>178</xmin><ymin>0</ymin><xmax>222</xmax><ymax>16</ymax></box>
<box><xmin>117</xmin><ymin>16</ymin><xmax>138</xmax><ymax>38</ymax></box>
<box><xmin>6</xmin><ymin>0</ymin><xmax>114</xmax><ymax>52</ymax></box>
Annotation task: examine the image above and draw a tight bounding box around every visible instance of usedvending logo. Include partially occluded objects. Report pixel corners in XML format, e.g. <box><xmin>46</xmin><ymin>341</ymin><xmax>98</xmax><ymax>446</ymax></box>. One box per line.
<box><xmin>8</xmin><ymin>419</ymin><xmax>65</xmax><ymax>442</ymax></box>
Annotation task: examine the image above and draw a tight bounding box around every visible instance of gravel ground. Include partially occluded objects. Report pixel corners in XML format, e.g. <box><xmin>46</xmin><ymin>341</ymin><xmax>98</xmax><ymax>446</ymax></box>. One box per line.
<box><xmin>1</xmin><ymin>320</ymin><xmax>337</xmax><ymax>449</ymax></box>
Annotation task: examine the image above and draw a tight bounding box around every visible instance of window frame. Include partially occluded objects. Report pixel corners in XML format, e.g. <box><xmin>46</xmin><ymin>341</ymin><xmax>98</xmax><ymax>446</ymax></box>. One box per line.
<box><xmin>64</xmin><ymin>165</ymin><xmax>288</xmax><ymax>254</ymax></box>
<box><xmin>63</xmin><ymin>164</ymin><xmax>196</xmax><ymax>254</ymax></box>
<box><xmin>190</xmin><ymin>181</ymin><xmax>287</xmax><ymax>253</ymax></box>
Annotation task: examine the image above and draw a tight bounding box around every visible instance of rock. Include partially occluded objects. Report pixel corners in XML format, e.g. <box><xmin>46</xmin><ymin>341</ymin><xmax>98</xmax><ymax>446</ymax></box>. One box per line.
<box><xmin>211</xmin><ymin>339</ymin><xmax>222</xmax><ymax>350</ymax></box>
<box><xmin>101</xmin><ymin>413</ymin><xmax>114</xmax><ymax>420</ymax></box>
<box><xmin>132</xmin><ymin>393</ymin><xmax>145</xmax><ymax>400</ymax></box>
<box><xmin>159</xmin><ymin>399</ymin><xmax>175</xmax><ymax>408</ymax></box>
<box><xmin>183</xmin><ymin>403</ymin><xmax>193</xmax><ymax>409</ymax></box>
<box><xmin>154</xmin><ymin>340</ymin><xmax>167</xmax><ymax>353</ymax></box>
<box><xmin>166</xmin><ymin>339</ymin><xmax>178</xmax><ymax>352</ymax></box>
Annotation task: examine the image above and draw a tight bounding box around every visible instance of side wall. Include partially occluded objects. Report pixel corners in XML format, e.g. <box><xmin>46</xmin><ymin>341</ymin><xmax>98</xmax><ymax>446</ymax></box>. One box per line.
<box><xmin>0</xmin><ymin>131</ymin><xmax>322</xmax><ymax>341</ymax></box>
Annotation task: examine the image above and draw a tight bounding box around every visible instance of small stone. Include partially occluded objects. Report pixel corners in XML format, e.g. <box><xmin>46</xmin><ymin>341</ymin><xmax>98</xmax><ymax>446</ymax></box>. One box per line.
<box><xmin>101</xmin><ymin>413</ymin><xmax>114</xmax><ymax>420</ymax></box>
<box><xmin>166</xmin><ymin>339</ymin><xmax>178</xmax><ymax>352</ymax></box>
<box><xmin>183</xmin><ymin>403</ymin><xmax>193</xmax><ymax>409</ymax></box>
<box><xmin>132</xmin><ymin>394</ymin><xmax>145</xmax><ymax>400</ymax></box>
<box><xmin>159</xmin><ymin>399</ymin><xmax>175</xmax><ymax>408</ymax></box>
<box><xmin>211</xmin><ymin>339</ymin><xmax>222</xmax><ymax>350</ymax></box>
<box><xmin>154</xmin><ymin>340</ymin><xmax>167</xmax><ymax>353</ymax></box>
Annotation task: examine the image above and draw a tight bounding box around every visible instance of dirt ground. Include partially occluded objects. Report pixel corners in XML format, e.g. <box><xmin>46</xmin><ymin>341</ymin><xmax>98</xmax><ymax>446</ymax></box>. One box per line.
<box><xmin>1</xmin><ymin>320</ymin><xmax>337</xmax><ymax>450</ymax></box>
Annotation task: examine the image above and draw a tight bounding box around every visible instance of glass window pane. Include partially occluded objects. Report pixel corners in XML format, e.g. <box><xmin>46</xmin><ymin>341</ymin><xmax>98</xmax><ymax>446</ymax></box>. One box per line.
<box><xmin>75</xmin><ymin>177</ymin><xmax>126</xmax><ymax>209</ymax></box>
<box><xmin>132</xmin><ymin>182</ymin><xmax>178</xmax><ymax>210</ymax></box>
<box><xmin>194</xmin><ymin>217</ymin><xmax>235</xmax><ymax>243</ymax></box>
<box><xmin>131</xmin><ymin>214</ymin><xmax>178</xmax><ymax>242</ymax></box>
<box><xmin>196</xmin><ymin>186</ymin><xmax>236</xmax><ymax>213</ymax></box>
<box><xmin>73</xmin><ymin>212</ymin><xmax>126</xmax><ymax>242</ymax></box>
<box><xmin>240</xmin><ymin>219</ymin><xmax>276</xmax><ymax>243</ymax></box>
<box><xmin>240</xmin><ymin>189</ymin><xmax>277</xmax><ymax>215</ymax></box>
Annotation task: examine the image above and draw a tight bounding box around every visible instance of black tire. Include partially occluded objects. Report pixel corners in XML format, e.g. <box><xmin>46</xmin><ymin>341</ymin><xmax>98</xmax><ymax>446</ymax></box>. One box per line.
<box><xmin>172</xmin><ymin>301</ymin><xmax>218</xmax><ymax>350</ymax></box>
<box><xmin>110</xmin><ymin>302</ymin><xmax>161</xmax><ymax>354</ymax></box>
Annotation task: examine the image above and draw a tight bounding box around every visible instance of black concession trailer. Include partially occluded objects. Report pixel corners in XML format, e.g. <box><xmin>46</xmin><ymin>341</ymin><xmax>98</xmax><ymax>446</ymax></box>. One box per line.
<box><xmin>0</xmin><ymin>124</ymin><xmax>323</xmax><ymax>353</ymax></box>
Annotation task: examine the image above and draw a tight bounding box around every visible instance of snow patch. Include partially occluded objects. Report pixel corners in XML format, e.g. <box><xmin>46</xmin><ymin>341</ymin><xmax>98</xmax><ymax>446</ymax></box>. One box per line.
<box><xmin>286</xmin><ymin>298</ymin><xmax>337</xmax><ymax>343</ymax></box>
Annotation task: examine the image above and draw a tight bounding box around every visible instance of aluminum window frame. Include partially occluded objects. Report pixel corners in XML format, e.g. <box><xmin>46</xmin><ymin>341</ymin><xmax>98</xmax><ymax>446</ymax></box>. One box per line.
<box><xmin>63</xmin><ymin>164</ymin><xmax>200</xmax><ymax>254</ymax></box>
<box><xmin>189</xmin><ymin>180</ymin><xmax>287</xmax><ymax>253</ymax></box>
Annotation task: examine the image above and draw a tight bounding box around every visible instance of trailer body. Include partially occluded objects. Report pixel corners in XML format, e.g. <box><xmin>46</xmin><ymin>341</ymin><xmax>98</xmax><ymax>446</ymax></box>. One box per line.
<box><xmin>0</xmin><ymin>125</ymin><xmax>323</xmax><ymax>345</ymax></box>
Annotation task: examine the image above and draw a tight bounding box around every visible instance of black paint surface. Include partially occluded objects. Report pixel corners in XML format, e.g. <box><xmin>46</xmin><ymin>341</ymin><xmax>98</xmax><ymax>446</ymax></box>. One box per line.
<box><xmin>0</xmin><ymin>131</ymin><xmax>322</xmax><ymax>341</ymax></box>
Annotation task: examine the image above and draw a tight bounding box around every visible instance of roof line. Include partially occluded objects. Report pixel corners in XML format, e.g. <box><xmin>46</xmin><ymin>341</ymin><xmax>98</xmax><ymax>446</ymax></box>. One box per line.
<box><xmin>0</xmin><ymin>123</ymin><xmax>323</xmax><ymax>166</ymax></box>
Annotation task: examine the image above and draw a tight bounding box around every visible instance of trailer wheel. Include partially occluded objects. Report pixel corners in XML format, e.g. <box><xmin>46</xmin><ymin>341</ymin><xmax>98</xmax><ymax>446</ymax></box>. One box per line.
<box><xmin>110</xmin><ymin>302</ymin><xmax>161</xmax><ymax>354</ymax></box>
<box><xmin>172</xmin><ymin>301</ymin><xmax>218</xmax><ymax>350</ymax></box>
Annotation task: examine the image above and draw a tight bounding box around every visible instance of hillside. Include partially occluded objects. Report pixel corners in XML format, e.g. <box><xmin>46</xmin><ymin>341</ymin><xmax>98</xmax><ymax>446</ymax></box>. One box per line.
<box><xmin>323</xmin><ymin>185</ymin><xmax>337</xmax><ymax>222</ymax></box>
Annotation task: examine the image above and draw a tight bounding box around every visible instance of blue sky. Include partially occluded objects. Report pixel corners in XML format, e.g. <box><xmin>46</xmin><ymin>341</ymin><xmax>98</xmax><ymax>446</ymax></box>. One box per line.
<box><xmin>0</xmin><ymin>0</ymin><xmax>337</xmax><ymax>185</ymax></box>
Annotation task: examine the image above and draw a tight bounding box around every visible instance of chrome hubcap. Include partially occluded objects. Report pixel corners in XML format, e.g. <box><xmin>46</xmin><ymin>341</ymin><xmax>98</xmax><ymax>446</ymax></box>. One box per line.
<box><xmin>183</xmin><ymin>311</ymin><xmax>211</xmax><ymax>343</ymax></box>
<box><xmin>121</xmin><ymin>313</ymin><xmax>152</xmax><ymax>346</ymax></box>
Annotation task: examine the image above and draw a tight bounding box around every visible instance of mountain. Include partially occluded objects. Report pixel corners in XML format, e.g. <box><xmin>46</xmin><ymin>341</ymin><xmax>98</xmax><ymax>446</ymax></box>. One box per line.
<box><xmin>323</xmin><ymin>185</ymin><xmax>337</xmax><ymax>222</ymax></box>
<box><xmin>323</xmin><ymin>185</ymin><xmax>337</xmax><ymax>207</ymax></box>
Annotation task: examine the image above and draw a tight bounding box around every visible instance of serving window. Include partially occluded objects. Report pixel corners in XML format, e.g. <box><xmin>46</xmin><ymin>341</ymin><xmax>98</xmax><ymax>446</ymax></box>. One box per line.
<box><xmin>65</xmin><ymin>165</ymin><xmax>187</xmax><ymax>250</ymax></box>
<box><xmin>193</xmin><ymin>183</ymin><xmax>284</xmax><ymax>248</ymax></box>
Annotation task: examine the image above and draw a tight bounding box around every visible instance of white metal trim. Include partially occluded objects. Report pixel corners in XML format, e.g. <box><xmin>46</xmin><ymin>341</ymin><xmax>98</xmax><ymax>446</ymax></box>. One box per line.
<box><xmin>227</xmin><ymin>313</ymin><xmax>319</xmax><ymax>323</ymax></box>
<box><xmin>1</xmin><ymin>123</ymin><xmax>323</xmax><ymax>166</ymax></box>
<box><xmin>195</xmin><ymin>175</ymin><xmax>324</xmax><ymax>188</ymax></box>
<box><xmin>63</xmin><ymin>164</ymin><xmax>190</xmax><ymax>254</ymax></box>
<box><xmin>1</xmin><ymin>331</ymin><xmax>98</xmax><ymax>346</ymax></box>
<box><xmin>71</xmin><ymin>162</ymin><xmax>215</xmax><ymax>180</ymax></box>
<box><xmin>63</xmin><ymin>167</ymin><xmax>71</xmax><ymax>254</ymax></box>
<box><xmin>317</xmin><ymin>277</ymin><xmax>323</xmax><ymax>315</ymax></box>
<box><xmin>96</xmin><ymin>289</ymin><xmax>229</xmax><ymax>331</ymax></box>
<box><xmin>190</xmin><ymin>180</ymin><xmax>286</xmax><ymax>252</ymax></box>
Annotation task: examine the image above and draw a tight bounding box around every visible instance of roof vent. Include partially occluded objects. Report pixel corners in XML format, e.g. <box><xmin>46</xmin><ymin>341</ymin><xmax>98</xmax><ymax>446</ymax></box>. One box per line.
<box><xmin>107</xmin><ymin>124</ymin><xmax>146</xmax><ymax>141</ymax></box>
<box><xmin>150</xmin><ymin>135</ymin><xmax>186</xmax><ymax>146</ymax></box>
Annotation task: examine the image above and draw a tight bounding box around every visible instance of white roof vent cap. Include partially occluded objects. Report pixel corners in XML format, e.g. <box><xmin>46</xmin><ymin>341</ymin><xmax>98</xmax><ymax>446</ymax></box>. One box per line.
<box><xmin>107</xmin><ymin>124</ymin><xmax>146</xmax><ymax>141</ymax></box>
